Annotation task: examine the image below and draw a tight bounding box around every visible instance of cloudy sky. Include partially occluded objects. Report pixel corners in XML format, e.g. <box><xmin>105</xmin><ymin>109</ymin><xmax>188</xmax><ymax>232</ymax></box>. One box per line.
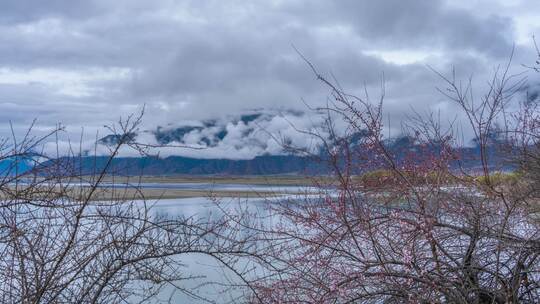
<box><xmin>1</xmin><ymin>0</ymin><xmax>539</xmax><ymax>158</ymax></box>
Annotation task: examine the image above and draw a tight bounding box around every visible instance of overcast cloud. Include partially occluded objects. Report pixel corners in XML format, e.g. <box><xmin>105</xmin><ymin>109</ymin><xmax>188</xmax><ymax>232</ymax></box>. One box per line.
<box><xmin>0</xmin><ymin>0</ymin><xmax>539</xmax><ymax>158</ymax></box>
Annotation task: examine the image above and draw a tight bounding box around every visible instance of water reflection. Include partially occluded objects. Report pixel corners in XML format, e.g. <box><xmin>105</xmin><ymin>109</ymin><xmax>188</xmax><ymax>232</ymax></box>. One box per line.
<box><xmin>132</xmin><ymin>195</ymin><xmax>287</xmax><ymax>303</ymax></box>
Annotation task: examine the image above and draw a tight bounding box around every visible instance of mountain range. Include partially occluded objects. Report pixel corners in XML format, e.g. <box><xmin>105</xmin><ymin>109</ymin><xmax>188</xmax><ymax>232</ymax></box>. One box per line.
<box><xmin>45</xmin><ymin>132</ymin><xmax>513</xmax><ymax>176</ymax></box>
<box><xmin>0</xmin><ymin>111</ymin><xmax>515</xmax><ymax>176</ymax></box>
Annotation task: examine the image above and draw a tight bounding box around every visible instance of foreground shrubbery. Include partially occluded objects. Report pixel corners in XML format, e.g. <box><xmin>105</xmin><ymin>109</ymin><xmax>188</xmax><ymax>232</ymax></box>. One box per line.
<box><xmin>240</xmin><ymin>57</ymin><xmax>540</xmax><ymax>303</ymax></box>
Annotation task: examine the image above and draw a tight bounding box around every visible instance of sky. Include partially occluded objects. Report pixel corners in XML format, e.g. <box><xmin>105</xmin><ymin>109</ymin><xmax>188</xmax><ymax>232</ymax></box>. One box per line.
<box><xmin>0</xmin><ymin>0</ymin><xmax>539</xmax><ymax>158</ymax></box>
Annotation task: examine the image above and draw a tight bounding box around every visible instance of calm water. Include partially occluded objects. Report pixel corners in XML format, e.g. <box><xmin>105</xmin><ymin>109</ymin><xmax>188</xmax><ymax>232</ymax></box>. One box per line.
<box><xmin>129</xmin><ymin>187</ymin><xmax>317</xmax><ymax>303</ymax></box>
<box><xmin>8</xmin><ymin>182</ymin><xmax>320</xmax><ymax>302</ymax></box>
<box><xmin>139</xmin><ymin>197</ymin><xmax>258</xmax><ymax>303</ymax></box>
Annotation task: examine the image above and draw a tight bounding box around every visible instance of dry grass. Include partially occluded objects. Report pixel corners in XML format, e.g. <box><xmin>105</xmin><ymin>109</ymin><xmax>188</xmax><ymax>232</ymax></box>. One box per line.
<box><xmin>96</xmin><ymin>175</ymin><xmax>323</xmax><ymax>186</ymax></box>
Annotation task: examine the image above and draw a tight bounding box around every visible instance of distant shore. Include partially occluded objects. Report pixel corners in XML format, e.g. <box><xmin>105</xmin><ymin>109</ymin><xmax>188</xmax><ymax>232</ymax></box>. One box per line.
<box><xmin>3</xmin><ymin>175</ymin><xmax>320</xmax><ymax>201</ymax></box>
<box><xmin>94</xmin><ymin>175</ymin><xmax>320</xmax><ymax>200</ymax></box>
<box><xmin>96</xmin><ymin>175</ymin><xmax>322</xmax><ymax>186</ymax></box>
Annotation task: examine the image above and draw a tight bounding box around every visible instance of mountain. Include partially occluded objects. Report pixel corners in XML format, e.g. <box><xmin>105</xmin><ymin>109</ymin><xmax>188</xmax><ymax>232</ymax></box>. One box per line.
<box><xmin>0</xmin><ymin>158</ymin><xmax>33</xmax><ymax>176</ymax></box>
<box><xmin>33</xmin><ymin>133</ymin><xmax>515</xmax><ymax>176</ymax></box>
<box><xmin>24</xmin><ymin>111</ymin><xmax>517</xmax><ymax>176</ymax></box>
<box><xmin>42</xmin><ymin>154</ymin><xmax>322</xmax><ymax>176</ymax></box>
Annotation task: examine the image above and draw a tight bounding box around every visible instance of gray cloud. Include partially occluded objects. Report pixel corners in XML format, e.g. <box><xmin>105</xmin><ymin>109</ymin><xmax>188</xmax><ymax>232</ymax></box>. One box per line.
<box><xmin>0</xmin><ymin>0</ymin><xmax>102</xmax><ymax>25</ymax></box>
<box><xmin>304</xmin><ymin>0</ymin><xmax>515</xmax><ymax>57</ymax></box>
<box><xmin>0</xmin><ymin>0</ymin><xmax>537</xmax><ymax>158</ymax></box>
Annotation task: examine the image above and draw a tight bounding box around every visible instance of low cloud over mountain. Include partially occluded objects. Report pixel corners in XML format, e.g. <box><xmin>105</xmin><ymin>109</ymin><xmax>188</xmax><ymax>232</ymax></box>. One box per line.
<box><xmin>99</xmin><ymin>109</ymin><xmax>325</xmax><ymax>159</ymax></box>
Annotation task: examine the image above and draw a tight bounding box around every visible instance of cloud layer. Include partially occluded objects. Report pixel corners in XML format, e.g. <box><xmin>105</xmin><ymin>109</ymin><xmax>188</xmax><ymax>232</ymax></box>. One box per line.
<box><xmin>0</xmin><ymin>0</ymin><xmax>538</xmax><ymax>158</ymax></box>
